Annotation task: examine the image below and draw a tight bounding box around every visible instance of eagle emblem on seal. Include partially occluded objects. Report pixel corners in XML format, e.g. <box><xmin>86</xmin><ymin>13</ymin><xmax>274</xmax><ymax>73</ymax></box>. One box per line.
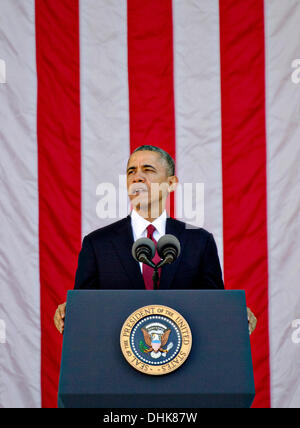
<box><xmin>139</xmin><ymin>322</ymin><xmax>174</xmax><ymax>359</ymax></box>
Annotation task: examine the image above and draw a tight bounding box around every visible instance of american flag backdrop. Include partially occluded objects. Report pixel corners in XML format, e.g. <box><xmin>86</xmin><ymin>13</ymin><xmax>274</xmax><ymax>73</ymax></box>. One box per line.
<box><xmin>1</xmin><ymin>0</ymin><xmax>300</xmax><ymax>408</ymax></box>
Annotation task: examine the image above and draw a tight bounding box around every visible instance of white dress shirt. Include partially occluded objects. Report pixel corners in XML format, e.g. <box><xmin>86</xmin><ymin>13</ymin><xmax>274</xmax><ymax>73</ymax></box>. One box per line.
<box><xmin>131</xmin><ymin>209</ymin><xmax>167</xmax><ymax>272</ymax></box>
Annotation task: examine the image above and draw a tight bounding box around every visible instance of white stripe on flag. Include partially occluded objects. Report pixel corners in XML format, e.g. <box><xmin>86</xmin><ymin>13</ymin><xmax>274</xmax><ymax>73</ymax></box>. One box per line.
<box><xmin>0</xmin><ymin>0</ymin><xmax>40</xmax><ymax>407</ymax></box>
<box><xmin>173</xmin><ymin>0</ymin><xmax>223</xmax><ymax>268</ymax></box>
<box><xmin>265</xmin><ymin>0</ymin><xmax>300</xmax><ymax>408</ymax></box>
<box><xmin>80</xmin><ymin>0</ymin><xmax>130</xmax><ymax>237</ymax></box>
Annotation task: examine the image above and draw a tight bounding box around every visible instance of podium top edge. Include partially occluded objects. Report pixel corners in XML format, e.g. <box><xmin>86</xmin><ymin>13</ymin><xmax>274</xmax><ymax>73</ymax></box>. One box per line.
<box><xmin>67</xmin><ymin>289</ymin><xmax>246</xmax><ymax>296</ymax></box>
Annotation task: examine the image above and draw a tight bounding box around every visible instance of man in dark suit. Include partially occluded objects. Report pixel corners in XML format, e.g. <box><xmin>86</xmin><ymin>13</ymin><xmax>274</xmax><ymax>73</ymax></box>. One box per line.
<box><xmin>54</xmin><ymin>145</ymin><xmax>256</xmax><ymax>334</ymax></box>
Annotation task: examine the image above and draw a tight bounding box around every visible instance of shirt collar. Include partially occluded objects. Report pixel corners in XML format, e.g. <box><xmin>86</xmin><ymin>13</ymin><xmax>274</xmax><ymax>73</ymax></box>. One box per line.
<box><xmin>131</xmin><ymin>209</ymin><xmax>167</xmax><ymax>239</ymax></box>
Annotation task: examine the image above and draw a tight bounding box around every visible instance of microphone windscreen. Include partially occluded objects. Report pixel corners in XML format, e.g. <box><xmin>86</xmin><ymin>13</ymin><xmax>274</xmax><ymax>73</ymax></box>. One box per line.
<box><xmin>157</xmin><ymin>234</ymin><xmax>181</xmax><ymax>259</ymax></box>
<box><xmin>132</xmin><ymin>237</ymin><xmax>156</xmax><ymax>262</ymax></box>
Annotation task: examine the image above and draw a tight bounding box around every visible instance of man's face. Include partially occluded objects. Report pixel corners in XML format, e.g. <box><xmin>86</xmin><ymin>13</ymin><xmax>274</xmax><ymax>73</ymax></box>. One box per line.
<box><xmin>126</xmin><ymin>150</ymin><xmax>175</xmax><ymax>214</ymax></box>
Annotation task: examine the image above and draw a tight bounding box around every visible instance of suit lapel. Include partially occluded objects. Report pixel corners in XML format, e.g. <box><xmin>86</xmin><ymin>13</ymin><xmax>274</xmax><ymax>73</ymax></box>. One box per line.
<box><xmin>111</xmin><ymin>216</ymin><xmax>145</xmax><ymax>289</ymax></box>
<box><xmin>159</xmin><ymin>218</ymin><xmax>186</xmax><ymax>290</ymax></box>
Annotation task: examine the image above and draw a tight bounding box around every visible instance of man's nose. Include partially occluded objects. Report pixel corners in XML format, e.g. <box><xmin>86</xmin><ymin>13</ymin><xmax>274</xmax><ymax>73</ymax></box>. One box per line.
<box><xmin>132</xmin><ymin>173</ymin><xmax>145</xmax><ymax>182</ymax></box>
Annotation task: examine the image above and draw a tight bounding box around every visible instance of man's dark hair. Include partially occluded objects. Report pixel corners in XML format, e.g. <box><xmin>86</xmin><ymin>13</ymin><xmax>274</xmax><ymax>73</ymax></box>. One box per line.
<box><xmin>132</xmin><ymin>145</ymin><xmax>175</xmax><ymax>176</ymax></box>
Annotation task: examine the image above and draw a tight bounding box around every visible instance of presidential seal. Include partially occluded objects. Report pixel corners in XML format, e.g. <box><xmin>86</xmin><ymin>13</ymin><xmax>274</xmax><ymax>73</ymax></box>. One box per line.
<box><xmin>120</xmin><ymin>305</ymin><xmax>192</xmax><ymax>375</ymax></box>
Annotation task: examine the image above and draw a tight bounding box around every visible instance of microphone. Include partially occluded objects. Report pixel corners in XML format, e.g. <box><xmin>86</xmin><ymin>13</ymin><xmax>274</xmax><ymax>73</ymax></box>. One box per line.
<box><xmin>132</xmin><ymin>237</ymin><xmax>156</xmax><ymax>268</ymax></box>
<box><xmin>156</xmin><ymin>234</ymin><xmax>181</xmax><ymax>268</ymax></box>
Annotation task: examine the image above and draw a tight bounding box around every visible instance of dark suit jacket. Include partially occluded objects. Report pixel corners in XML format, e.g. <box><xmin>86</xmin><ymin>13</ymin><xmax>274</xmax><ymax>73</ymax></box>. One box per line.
<box><xmin>74</xmin><ymin>216</ymin><xmax>224</xmax><ymax>290</ymax></box>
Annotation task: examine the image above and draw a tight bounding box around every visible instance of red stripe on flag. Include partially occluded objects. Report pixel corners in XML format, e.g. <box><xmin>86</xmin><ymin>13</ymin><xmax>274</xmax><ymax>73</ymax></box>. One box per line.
<box><xmin>35</xmin><ymin>0</ymin><xmax>82</xmax><ymax>408</ymax></box>
<box><xmin>219</xmin><ymin>0</ymin><xmax>270</xmax><ymax>407</ymax></box>
<box><xmin>127</xmin><ymin>0</ymin><xmax>176</xmax><ymax>217</ymax></box>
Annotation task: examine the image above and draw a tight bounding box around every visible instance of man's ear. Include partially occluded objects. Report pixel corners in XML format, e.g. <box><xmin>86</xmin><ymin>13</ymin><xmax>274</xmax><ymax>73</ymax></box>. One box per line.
<box><xmin>167</xmin><ymin>175</ymin><xmax>179</xmax><ymax>193</ymax></box>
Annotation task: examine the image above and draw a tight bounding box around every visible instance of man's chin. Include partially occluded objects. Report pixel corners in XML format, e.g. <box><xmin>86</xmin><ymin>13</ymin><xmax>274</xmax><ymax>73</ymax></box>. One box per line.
<box><xmin>130</xmin><ymin>193</ymin><xmax>150</xmax><ymax>208</ymax></box>
<box><xmin>131</xmin><ymin>202</ymin><xmax>163</xmax><ymax>220</ymax></box>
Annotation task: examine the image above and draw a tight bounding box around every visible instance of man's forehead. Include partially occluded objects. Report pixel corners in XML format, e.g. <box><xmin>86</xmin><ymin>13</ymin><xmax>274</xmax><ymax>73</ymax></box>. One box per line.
<box><xmin>127</xmin><ymin>150</ymin><xmax>164</xmax><ymax>168</ymax></box>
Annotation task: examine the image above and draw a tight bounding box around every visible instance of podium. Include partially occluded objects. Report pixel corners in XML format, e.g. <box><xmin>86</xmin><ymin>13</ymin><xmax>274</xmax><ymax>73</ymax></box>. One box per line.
<box><xmin>58</xmin><ymin>290</ymin><xmax>255</xmax><ymax>408</ymax></box>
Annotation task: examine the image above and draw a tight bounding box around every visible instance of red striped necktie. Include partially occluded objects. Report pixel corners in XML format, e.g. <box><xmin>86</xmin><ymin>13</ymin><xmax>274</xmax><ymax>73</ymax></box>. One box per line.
<box><xmin>142</xmin><ymin>224</ymin><xmax>161</xmax><ymax>290</ymax></box>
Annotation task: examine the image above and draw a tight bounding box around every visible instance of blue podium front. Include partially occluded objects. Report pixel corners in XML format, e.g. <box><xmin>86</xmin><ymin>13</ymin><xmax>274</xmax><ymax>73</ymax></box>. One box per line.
<box><xmin>58</xmin><ymin>290</ymin><xmax>255</xmax><ymax>408</ymax></box>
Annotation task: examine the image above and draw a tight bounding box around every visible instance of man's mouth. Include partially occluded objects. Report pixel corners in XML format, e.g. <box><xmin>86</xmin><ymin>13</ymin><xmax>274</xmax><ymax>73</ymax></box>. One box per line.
<box><xmin>133</xmin><ymin>189</ymin><xmax>147</xmax><ymax>195</ymax></box>
<box><xmin>129</xmin><ymin>185</ymin><xmax>148</xmax><ymax>196</ymax></box>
